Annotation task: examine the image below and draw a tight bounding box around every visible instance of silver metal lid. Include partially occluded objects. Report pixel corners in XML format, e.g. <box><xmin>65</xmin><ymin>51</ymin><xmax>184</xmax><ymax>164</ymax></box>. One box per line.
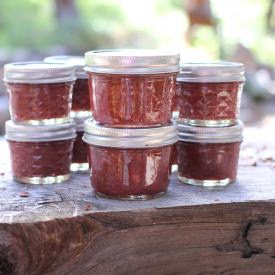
<box><xmin>84</xmin><ymin>49</ymin><xmax>180</xmax><ymax>74</ymax></box>
<box><xmin>5</xmin><ymin>120</ymin><xmax>76</xmax><ymax>142</ymax></box>
<box><xmin>3</xmin><ymin>61</ymin><xmax>76</xmax><ymax>84</ymax></box>
<box><xmin>83</xmin><ymin>119</ymin><xmax>178</xmax><ymax>148</ymax></box>
<box><xmin>177</xmin><ymin>61</ymin><xmax>245</xmax><ymax>83</ymax></box>
<box><xmin>44</xmin><ymin>55</ymin><xmax>86</xmax><ymax>79</ymax></box>
<box><xmin>178</xmin><ymin>121</ymin><xmax>243</xmax><ymax>143</ymax></box>
<box><xmin>74</xmin><ymin>114</ymin><xmax>92</xmax><ymax>132</ymax></box>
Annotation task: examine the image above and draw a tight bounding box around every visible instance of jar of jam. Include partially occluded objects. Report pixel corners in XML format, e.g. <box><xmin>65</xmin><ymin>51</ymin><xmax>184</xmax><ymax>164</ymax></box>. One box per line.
<box><xmin>44</xmin><ymin>55</ymin><xmax>91</xmax><ymax>118</ymax></box>
<box><xmin>176</xmin><ymin>62</ymin><xmax>245</xmax><ymax>127</ymax></box>
<box><xmin>83</xmin><ymin>120</ymin><xmax>178</xmax><ymax>200</ymax></box>
<box><xmin>4</xmin><ymin>62</ymin><xmax>76</xmax><ymax>125</ymax></box>
<box><xmin>5</xmin><ymin>120</ymin><xmax>76</xmax><ymax>184</ymax></box>
<box><xmin>177</xmin><ymin>121</ymin><xmax>243</xmax><ymax>186</ymax></box>
<box><xmin>84</xmin><ymin>49</ymin><xmax>180</xmax><ymax>128</ymax></box>
<box><xmin>71</xmin><ymin>114</ymin><xmax>91</xmax><ymax>172</ymax></box>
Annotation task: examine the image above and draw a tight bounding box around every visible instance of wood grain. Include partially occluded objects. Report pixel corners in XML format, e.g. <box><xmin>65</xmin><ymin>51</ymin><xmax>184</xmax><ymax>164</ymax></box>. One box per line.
<box><xmin>0</xmin><ymin>125</ymin><xmax>275</xmax><ymax>275</ymax></box>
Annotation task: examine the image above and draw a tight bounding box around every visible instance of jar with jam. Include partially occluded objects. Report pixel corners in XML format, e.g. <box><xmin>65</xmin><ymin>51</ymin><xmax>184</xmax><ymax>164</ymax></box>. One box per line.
<box><xmin>44</xmin><ymin>55</ymin><xmax>91</xmax><ymax>118</ymax></box>
<box><xmin>71</xmin><ymin>114</ymin><xmax>91</xmax><ymax>172</ymax></box>
<box><xmin>5</xmin><ymin>120</ymin><xmax>76</xmax><ymax>184</ymax></box>
<box><xmin>177</xmin><ymin>121</ymin><xmax>243</xmax><ymax>187</ymax></box>
<box><xmin>4</xmin><ymin>62</ymin><xmax>76</xmax><ymax>125</ymax></box>
<box><xmin>83</xmin><ymin>120</ymin><xmax>178</xmax><ymax>200</ymax></box>
<box><xmin>176</xmin><ymin>62</ymin><xmax>245</xmax><ymax>127</ymax></box>
<box><xmin>84</xmin><ymin>49</ymin><xmax>180</xmax><ymax>128</ymax></box>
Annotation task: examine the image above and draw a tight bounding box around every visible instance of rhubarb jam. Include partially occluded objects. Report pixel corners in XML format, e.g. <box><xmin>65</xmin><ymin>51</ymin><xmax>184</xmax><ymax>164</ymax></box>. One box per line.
<box><xmin>71</xmin><ymin>115</ymin><xmax>91</xmax><ymax>172</ymax></box>
<box><xmin>83</xmin><ymin>120</ymin><xmax>178</xmax><ymax>200</ymax></box>
<box><xmin>176</xmin><ymin>62</ymin><xmax>245</xmax><ymax>127</ymax></box>
<box><xmin>71</xmin><ymin>78</ymin><xmax>90</xmax><ymax>115</ymax></box>
<box><xmin>4</xmin><ymin>62</ymin><xmax>75</xmax><ymax>125</ymax></box>
<box><xmin>6</xmin><ymin>121</ymin><xmax>76</xmax><ymax>184</ymax></box>
<box><xmin>177</xmin><ymin>122</ymin><xmax>243</xmax><ymax>186</ymax></box>
<box><xmin>85</xmin><ymin>49</ymin><xmax>180</xmax><ymax>128</ymax></box>
<box><xmin>44</xmin><ymin>56</ymin><xmax>90</xmax><ymax>117</ymax></box>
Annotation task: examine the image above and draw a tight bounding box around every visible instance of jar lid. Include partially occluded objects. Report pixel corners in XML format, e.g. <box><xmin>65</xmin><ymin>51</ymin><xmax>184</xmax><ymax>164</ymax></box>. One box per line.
<box><xmin>178</xmin><ymin>121</ymin><xmax>243</xmax><ymax>143</ymax></box>
<box><xmin>84</xmin><ymin>49</ymin><xmax>180</xmax><ymax>74</ymax></box>
<box><xmin>3</xmin><ymin>62</ymin><xmax>76</xmax><ymax>84</ymax></box>
<box><xmin>177</xmin><ymin>61</ymin><xmax>245</xmax><ymax>83</ymax></box>
<box><xmin>83</xmin><ymin>119</ymin><xmax>178</xmax><ymax>148</ymax></box>
<box><xmin>44</xmin><ymin>55</ymin><xmax>86</xmax><ymax>79</ymax></box>
<box><xmin>5</xmin><ymin>120</ymin><xmax>76</xmax><ymax>142</ymax></box>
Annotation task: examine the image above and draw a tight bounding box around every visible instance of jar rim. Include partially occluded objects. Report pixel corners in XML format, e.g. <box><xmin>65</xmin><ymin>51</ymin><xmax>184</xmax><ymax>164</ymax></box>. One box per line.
<box><xmin>178</xmin><ymin>121</ymin><xmax>244</xmax><ymax>143</ymax></box>
<box><xmin>83</xmin><ymin>119</ymin><xmax>178</xmax><ymax>148</ymax></box>
<box><xmin>177</xmin><ymin>61</ymin><xmax>245</xmax><ymax>83</ymax></box>
<box><xmin>3</xmin><ymin>61</ymin><xmax>76</xmax><ymax>83</ymax></box>
<box><xmin>84</xmin><ymin>49</ymin><xmax>180</xmax><ymax>74</ymax></box>
<box><xmin>5</xmin><ymin>120</ymin><xmax>76</xmax><ymax>142</ymax></box>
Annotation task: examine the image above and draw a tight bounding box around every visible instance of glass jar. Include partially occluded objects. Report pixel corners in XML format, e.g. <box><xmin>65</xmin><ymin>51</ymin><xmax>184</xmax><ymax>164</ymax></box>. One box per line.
<box><xmin>84</xmin><ymin>49</ymin><xmax>180</xmax><ymax>128</ymax></box>
<box><xmin>5</xmin><ymin>120</ymin><xmax>76</xmax><ymax>184</ymax></box>
<box><xmin>177</xmin><ymin>121</ymin><xmax>243</xmax><ymax>186</ymax></box>
<box><xmin>4</xmin><ymin>62</ymin><xmax>75</xmax><ymax>125</ymax></box>
<box><xmin>176</xmin><ymin>62</ymin><xmax>245</xmax><ymax>127</ymax></box>
<box><xmin>44</xmin><ymin>55</ymin><xmax>90</xmax><ymax>117</ymax></box>
<box><xmin>83</xmin><ymin>120</ymin><xmax>178</xmax><ymax>200</ymax></box>
<box><xmin>71</xmin><ymin>115</ymin><xmax>91</xmax><ymax>172</ymax></box>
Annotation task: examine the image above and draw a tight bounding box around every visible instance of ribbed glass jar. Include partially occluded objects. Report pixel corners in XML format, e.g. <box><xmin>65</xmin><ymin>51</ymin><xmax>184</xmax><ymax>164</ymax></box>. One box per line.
<box><xmin>4</xmin><ymin>62</ymin><xmax>75</xmax><ymax>125</ymax></box>
<box><xmin>84</xmin><ymin>49</ymin><xmax>180</xmax><ymax>128</ymax></box>
<box><xmin>177</xmin><ymin>121</ymin><xmax>243</xmax><ymax>186</ymax></box>
<box><xmin>83</xmin><ymin>120</ymin><xmax>178</xmax><ymax>200</ymax></box>
<box><xmin>176</xmin><ymin>62</ymin><xmax>245</xmax><ymax>127</ymax></box>
<box><xmin>6</xmin><ymin>121</ymin><xmax>76</xmax><ymax>184</ymax></box>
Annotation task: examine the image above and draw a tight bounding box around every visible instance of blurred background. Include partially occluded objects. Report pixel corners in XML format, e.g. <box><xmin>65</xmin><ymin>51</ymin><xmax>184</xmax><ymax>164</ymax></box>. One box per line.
<box><xmin>0</xmin><ymin>0</ymin><xmax>275</xmax><ymax>134</ymax></box>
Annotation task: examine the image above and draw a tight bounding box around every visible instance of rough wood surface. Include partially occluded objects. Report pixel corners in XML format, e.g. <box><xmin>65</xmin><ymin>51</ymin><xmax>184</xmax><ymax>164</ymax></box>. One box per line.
<box><xmin>0</xmin><ymin>126</ymin><xmax>275</xmax><ymax>275</ymax></box>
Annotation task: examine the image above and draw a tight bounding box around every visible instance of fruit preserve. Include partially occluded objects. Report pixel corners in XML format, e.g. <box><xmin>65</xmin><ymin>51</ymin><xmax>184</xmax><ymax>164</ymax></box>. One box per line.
<box><xmin>84</xmin><ymin>49</ymin><xmax>180</xmax><ymax>128</ymax></box>
<box><xmin>6</xmin><ymin>120</ymin><xmax>76</xmax><ymax>184</ymax></box>
<box><xmin>176</xmin><ymin>62</ymin><xmax>245</xmax><ymax>127</ymax></box>
<box><xmin>71</xmin><ymin>115</ymin><xmax>91</xmax><ymax>172</ymax></box>
<box><xmin>83</xmin><ymin>120</ymin><xmax>178</xmax><ymax>200</ymax></box>
<box><xmin>44</xmin><ymin>56</ymin><xmax>90</xmax><ymax>117</ymax></box>
<box><xmin>177</xmin><ymin>121</ymin><xmax>243</xmax><ymax>186</ymax></box>
<box><xmin>4</xmin><ymin>62</ymin><xmax>75</xmax><ymax>125</ymax></box>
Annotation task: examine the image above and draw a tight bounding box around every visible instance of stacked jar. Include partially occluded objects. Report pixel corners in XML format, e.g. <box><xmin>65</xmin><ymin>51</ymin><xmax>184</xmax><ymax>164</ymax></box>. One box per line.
<box><xmin>83</xmin><ymin>49</ymin><xmax>180</xmax><ymax>200</ymax></box>
<box><xmin>176</xmin><ymin>62</ymin><xmax>245</xmax><ymax>186</ymax></box>
<box><xmin>44</xmin><ymin>56</ymin><xmax>92</xmax><ymax>172</ymax></box>
<box><xmin>3</xmin><ymin>62</ymin><xmax>77</xmax><ymax>184</ymax></box>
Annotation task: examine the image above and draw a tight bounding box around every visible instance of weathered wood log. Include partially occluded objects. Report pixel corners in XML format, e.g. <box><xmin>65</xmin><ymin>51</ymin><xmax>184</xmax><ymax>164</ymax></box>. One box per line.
<box><xmin>0</xmin><ymin>125</ymin><xmax>275</xmax><ymax>275</ymax></box>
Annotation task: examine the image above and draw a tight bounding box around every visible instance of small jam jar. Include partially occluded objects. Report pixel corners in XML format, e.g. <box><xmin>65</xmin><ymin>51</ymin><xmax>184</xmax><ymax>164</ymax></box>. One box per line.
<box><xmin>4</xmin><ymin>62</ymin><xmax>75</xmax><ymax>125</ymax></box>
<box><xmin>44</xmin><ymin>55</ymin><xmax>90</xmax><ymax>118</ymax></box>
<box><xmin>177</xmin><ymin>121</ymin><xmax>243</xmax><ymax>187</ymax></box>
<box><xmin>84</xmin><ymin>49</ymin><xmax>180</xmax><ymax>128</ymax></box>
<box><xmin>71</xmin><ymin>114</ymin><xmax>91</xmax><ymax>172</ymax></box>
<box><xmin>83</xmin><ymin>120</ymin><xmax>178</xmax><ymax>200</ymax></box>
<box><xmin>176</xmin><ymin>62</ymin><xmax>245</xmax><ymax>127</ymax></box>
<box><xmin>5</xmin><ymin>120</ymin><xmax>76</xmax><ymax>184</ymax></box>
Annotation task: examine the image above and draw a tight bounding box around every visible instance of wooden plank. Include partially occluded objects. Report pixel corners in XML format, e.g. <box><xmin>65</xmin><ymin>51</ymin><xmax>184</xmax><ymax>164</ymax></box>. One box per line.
<box><xmin>0</xmin><ymin>125</ymin><xmax>275</xmax><ymax>274</ymax></box>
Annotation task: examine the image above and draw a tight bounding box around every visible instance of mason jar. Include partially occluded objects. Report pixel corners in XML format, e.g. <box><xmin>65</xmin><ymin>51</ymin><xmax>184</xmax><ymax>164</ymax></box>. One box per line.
<box><xmin>6</xmin><ymin>120</ymin><xmax>76</xmax><ymax>184</ymax></box>
<box><xmin>4</xmin><ymin>62</ymin><xmax>75</xmax><ymax>125</ymax></box>
<box><xmin>176</xmin><ymin>62</ymin><xmax>245</xmax><ymax>127</ymax></box>
<box><xmin>84</xmin><ymin>49</ymin><xmax>180</xmax><ymax>128</ymax></box>
<box><xmin>83</xmin><ymin>119</ymin><xmax>178</xmax><ymax>200</ymax></box>
<box><xmin>177</xmin><ymin>121</ymin><xmax>243</xmax><ymax>186</ymax></box>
